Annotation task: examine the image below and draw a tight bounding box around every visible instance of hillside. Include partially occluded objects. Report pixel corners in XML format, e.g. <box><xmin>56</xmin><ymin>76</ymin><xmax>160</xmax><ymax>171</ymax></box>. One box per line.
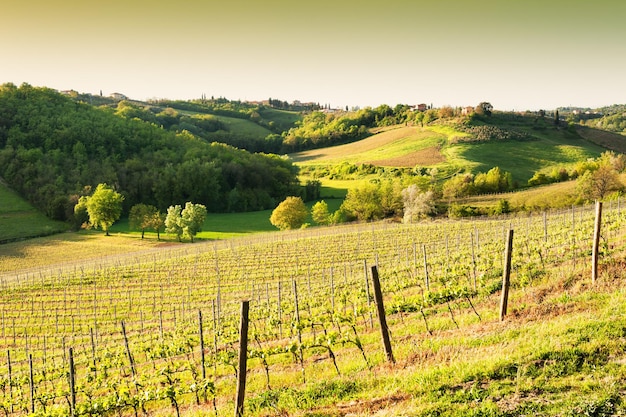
<box><xmin>0</xmin><ymin>83</ymin><xmax>301</xmax><ymax>222</ymax></box>
<box><xmin>289</xmin><ymin>125</ymin><xmax>446</xmax><ymax>167</ymax></box>
<box><xmin>1</xmin><ymin>204</ymin><xmax>626</xmax><ymax>415</ymax></box>
<box><xmin>292</xmin><ymin>112</ymin><xmax>612</xmax><ymax>186</ymax></box>
<box><xmin>0</xmin><ymin>181</ymin><xmax>67</xmax><ymax>243</ymax></box>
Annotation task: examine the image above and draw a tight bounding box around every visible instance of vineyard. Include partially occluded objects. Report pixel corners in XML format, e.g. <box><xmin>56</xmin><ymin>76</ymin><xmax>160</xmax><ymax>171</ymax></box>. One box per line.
<box><xmin>1</xmin><ymin>201</ymin><xmax>626</xmax><ymax>416</ymax></box>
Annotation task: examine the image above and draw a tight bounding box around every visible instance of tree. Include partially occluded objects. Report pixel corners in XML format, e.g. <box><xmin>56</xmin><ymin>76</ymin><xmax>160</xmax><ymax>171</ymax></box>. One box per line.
<box><xmin>475</xmin><ymin>102</ymin><xmax>493</xmax><ymax>116</ymax></box>
<box><xmin>311</xmin><ymin>200</ymin><xmax>330</xmax><ymax>225</ymax></box>
<box><xmin>442</xmin><ymin>173</ymin><xmax>475</xmax><ymax>200</ymax></box>
<box><xmin>379</xmin><ymin>180</ymin><xmax>403</xmax><ymax>218</ymax></box>
<box><xmin>340</xmin><ymin>183</ymin><xmax>383</xmax><ymax>221</ymax></box>
<box><xmin>129</xmin><ymin>204</ymin><xmax>160</xmax><ymax>239</ymax></box>
<box><xmin>402</xmin><ymin>186</ymin><xmax>436</xmax><ymax>223</ymax></box>
<box><xmin>148</xmin><ymin>210</ymin><xmax>166</xmax><ymax>240</ymax></box>
<box><xmin>270</xmin><ymin>196</ymin><xmax>308</xmax><ymax>230</ymax></box>
<box><xmin>576</xmin><ymin>165</ymin><xmax>623</xmax><ymax>201</ymax></box>
<box><xmin>75</xmin><ymin>183</ymin><xmax>123</xmax><ymax>236</ymax></box>
<box><xmin>165</xmin><ymin>205</ymin><xmax>183</xmax><ymax>242</ymax></box>
<box><xmin>181</xmin><ymin>202</ymin><xmax>207</xmax><ymax>243</ymax></box>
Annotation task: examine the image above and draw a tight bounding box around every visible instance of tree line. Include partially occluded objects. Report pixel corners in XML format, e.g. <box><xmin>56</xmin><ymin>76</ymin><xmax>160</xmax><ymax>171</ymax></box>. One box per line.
<box><xmin>0</xmin><ymin>83</ymin><xmax>301</xmax><ymax>225</ymax></box>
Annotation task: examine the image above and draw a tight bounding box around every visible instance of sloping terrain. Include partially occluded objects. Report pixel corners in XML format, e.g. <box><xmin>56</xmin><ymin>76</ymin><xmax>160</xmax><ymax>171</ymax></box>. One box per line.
<box><xmin>0</xmin><ymin>182</ymin><xmax>67</xmax><ymax>243</ymax></box>
<box><xmin>289</xmin><ymin>126</ymin><xmax>447</xmax><ymax>166</ymax></box>
<box><xmin>576</xmin><ymin>125</ymin><xmax>626</xmax><ymax>153</ymax></box>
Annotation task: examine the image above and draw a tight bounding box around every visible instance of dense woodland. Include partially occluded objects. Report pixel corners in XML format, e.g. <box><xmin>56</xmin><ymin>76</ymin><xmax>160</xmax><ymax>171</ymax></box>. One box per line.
<box><xmin>0</xmin><ymin>84</ymin><xmax>300</xmax><ymax>223</ymax></box>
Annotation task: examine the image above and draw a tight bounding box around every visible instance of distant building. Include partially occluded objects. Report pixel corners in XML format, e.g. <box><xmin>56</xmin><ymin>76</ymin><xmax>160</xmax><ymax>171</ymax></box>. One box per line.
<box><xmin>110</xmin><ymin>92</ymin><xmax>128</xmax><ymax>101</ymax></box>
<box><xmin>461</xmin><ymin>106</ymin><xmax>475</xmax><ymax>116</ymax></box>
<box><xmin>415</xmin><ymin>103</ymin><xmax>428</xmax><ymax>112</ymax></box>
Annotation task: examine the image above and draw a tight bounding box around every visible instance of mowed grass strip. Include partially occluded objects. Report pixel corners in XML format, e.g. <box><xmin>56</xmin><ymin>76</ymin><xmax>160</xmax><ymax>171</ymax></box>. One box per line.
<box><xmin>0</xmin><ymin>184</ymin><xmax>67</xmax><ymax>243</ymax></box>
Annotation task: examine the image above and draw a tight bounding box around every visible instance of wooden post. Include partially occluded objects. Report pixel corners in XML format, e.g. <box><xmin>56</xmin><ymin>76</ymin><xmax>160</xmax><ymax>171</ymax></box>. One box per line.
<box><xmin>121</xmin><ymin>321</ymin><xmax>136</xmax><ymax>377</ymax></box>
<box><xmin>470</xmin><ymin>232</ymin><xmax>477</xmax><ymax>290</ymax></box>
<box><xmin>7</xmin><ymin>350</ymin><xmax>12</xmax><ymax>413</ymax></box>
<box><xmin>69</xmin><ymin>348</ymin><xmax>76</xmax><ymax>417</ymax></box>
<box><xmin>370</xmin><ymin>266</ymin><xmax>395</xmax><ymax>364</ymax></box>
<box><xmin>29</xmin><ymin>354</ymin><xmax>34</xmax><ymax>414</ymax></box>
<box><xmin>198</xmin><ymin>310</ymin><xmax>206</xmax><ymax>380</ymax></box>
<box><xmin>292</xmin><ymin>279</ymin><xmax>305</xmax><ymax>382</ymax></box>
<box><xmin>422</xmin><ymin>244</ymin><xmax>429</xmax><ymax>291</ymax></box>
<box><xmin>234</xmin><ymin>300</ymin><xmax>250</xmax><ymax>417</ymax></box>
<box><xmin>592</xmin><ymin>201</ymin><xmax>603</xmax><ymax>285</ymax></box>
<box><xmin>499</xmin><ymin>229</ymin><xmax>514</xmax><ymax>321</ymax></box>
<box><xmin>363</xmin><ymin>260</ymin><xmax>373</xmax><ymax>328</ymax></box>
<box><xmin>90</xmin><ymin>328</ymin><xmax>97</xmax><ymax>378</ymax></box>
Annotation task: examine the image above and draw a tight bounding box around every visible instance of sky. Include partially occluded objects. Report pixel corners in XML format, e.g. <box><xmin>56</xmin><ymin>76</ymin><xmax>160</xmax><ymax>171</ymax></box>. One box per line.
<box><xmin>2</xmin><ymin>0</ymin><xmax>625</xmax><ymax>111</ymax></box>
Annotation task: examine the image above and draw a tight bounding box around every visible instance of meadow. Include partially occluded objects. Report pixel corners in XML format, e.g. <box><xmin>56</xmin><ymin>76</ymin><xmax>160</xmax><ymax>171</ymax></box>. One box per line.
<box><xmin>0</xmin><ymin>185</ymin><xmax>67</xmax><ymax>244</ymax></box>
<box><xmin>290</xmin><ymin>117</ymin><xmax>609</xmax><ymax>194</ymax></box>
<box><xmin>1</xmin><ymin>201</ymin><xmax>626</xmax><ymax>416</ymax></box>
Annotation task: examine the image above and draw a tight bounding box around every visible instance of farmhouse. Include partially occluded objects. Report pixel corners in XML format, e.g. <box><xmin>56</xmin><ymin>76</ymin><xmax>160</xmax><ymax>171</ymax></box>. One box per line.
<box><xmin>110</xmin><ymin>92</ymin><xmax>128</xmax><ymax>100</ymax></box>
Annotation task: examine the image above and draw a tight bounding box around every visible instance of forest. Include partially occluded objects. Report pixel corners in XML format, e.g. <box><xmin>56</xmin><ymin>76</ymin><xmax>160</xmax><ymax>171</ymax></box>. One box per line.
<box><xmin>0</xmin><ymin>83</ymin><xmax>301</xmax><ymax>223</ymax></box>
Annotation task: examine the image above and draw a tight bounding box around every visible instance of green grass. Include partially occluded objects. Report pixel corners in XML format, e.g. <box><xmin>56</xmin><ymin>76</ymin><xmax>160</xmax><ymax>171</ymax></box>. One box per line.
<box><xmin>290</xmin><ymin>126</ymin><xmax>446</xmax><ymax>166</ymax></box>
<box><xmin>448</xmin><ymin>138</ymin><xmax>604</xmax><ymax>183</ymax></box>
<box><xmin>109</xmin><ymin>199</ymin><xmax>345</xmax><ymax>240</ymax></box>
<box><xmin>292</xmin><ymin>116</ymin><xmax>610</xmax><ymax>189</ymax></box>
<box><xmin>210</xmin><ymin>114</ymin><xmax>273</xmax><ymax>138</ymax></box>
<box><xmin>0</xmin><ymin>183</ymin><xmax>68</xmax><ymax>243</ymax></box>
<box><xmin>257</xmin><ymin>107</ymin><xmax>301</xmax><ymax>132</ymax></box>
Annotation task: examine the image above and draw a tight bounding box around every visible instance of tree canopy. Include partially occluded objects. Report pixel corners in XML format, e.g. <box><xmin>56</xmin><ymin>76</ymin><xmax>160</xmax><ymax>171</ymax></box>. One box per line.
<box><xmin>0</xmin><ymin>83</ymin><xmax>300</xmax><ymax>222</ymax></box>
<box><xmin>75</xmin><ymin>183</ymin><xmax>124</xmax><ymax>235</ymax></box>
<box><xmin>270</xmin><ymin>197</ymin><xmax>308</xmax><ymax>230</ymax></box>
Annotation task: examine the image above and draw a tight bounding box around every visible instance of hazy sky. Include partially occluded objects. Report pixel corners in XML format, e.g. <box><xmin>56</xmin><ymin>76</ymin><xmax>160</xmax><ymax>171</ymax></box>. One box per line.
<box><xmin>2</xmin><ymin>0</ymin><xmax>625</xmax><ymax>110</ymax></box>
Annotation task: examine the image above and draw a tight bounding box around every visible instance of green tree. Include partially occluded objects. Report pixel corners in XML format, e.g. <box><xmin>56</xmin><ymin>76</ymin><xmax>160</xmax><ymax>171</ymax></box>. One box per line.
<box><xmin>165</xmin><ymin>205</ymin><xmax>183</xmax><ymax>242</ymax></box>
<box><xmin>442</xmin><ymin>174</ymin><xmax>475</xmax><ymax>200</ymax></box>
<box><xmin>379</xmin><ymin>180</ymin><xmax>403</xmax><ymax>218</ymax></box>
<box><xmin>129</xmin><ymin>204</ymin><xmax>160</xmax><ymax>239</ymax></box>
<box><xmin>270</xmin><ymin>196</ymin><xmax>308</xmax><ymax>230</ymax></box>
<box><xmin>311</xmin><ymin>200</ymin><xmax>330</xmax><ymax>225</ymax></box>
<box><xmin>148</xmin><ymin>210</ymin><xmax>166</xmax><ymax>240</ymax></box>
<box><xmin>75</xmin><ymin>183</ymin><xmax>123</xmax><ymax>236</ymax></box>
<box><xmin>181</xmin><ymin>202</ymin><xmax>207</xmax><ymax>243</ymax></box>
<box><xmin>576</xmin><ymin>165</ymin><xmax>623</xmax><ymax>202</ymax></box>
<box><xmin>340</xmin><ymin>183</ymin><xmax>383</xmax><ymax>221</ymax></box>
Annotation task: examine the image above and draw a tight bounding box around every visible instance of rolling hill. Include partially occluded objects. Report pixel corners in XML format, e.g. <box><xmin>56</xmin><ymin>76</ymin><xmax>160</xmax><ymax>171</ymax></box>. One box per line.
<box><xmin>291</xmin><ymin>113</ymin><xmax>613</xmax><ymax>186</ymax></box>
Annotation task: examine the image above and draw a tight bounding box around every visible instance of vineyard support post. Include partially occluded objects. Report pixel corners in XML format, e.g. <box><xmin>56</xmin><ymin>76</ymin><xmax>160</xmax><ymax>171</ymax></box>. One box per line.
<box><xmin>7</xmin><ymin>350</ymin><xmax>12</xmax><ymax>413</ymax></box>
<box><xmin>363</xmin><ymin>261</ymin><xmax>373</xmax><ymax>328</ymax></box>
<box><xmin>370</xmin><ymin>266</ymin><xmax>395</xmax><ymax>364</ymax></box>
<box><xmin>499</xmin><ymin>229</ymin><xmax>514</xmax><ymax>321</ymax></box>
<box><xmin>29</xmin><ymin>354</ymin><xmax>34</xmax><ymax>414</ymax></box>
<box><xmin>90</xmin><ymin>327</ymin><xmax>97</xmax><ymax>378</ymax></box>
<box><xmin>422</xmin><ymin>244</ymin><xmax>429</xmax><ymax>291</ymax></box>
<box><xmin>121</xmin><ymin>321</ymin><xmax>136</xmax><ymax>377</ymax></box>
<box><xmin>592</xmin><ymin>201</ymin><xmax>603</xmax><ymax>285</ymax></box>
<box><xmin>470</xmin><ymin>233</ymin><xmax>477</xmax><ymax>290</ymax></box>
<box><xmin>235</xmin><ymin>300</ymin><xmax>250</xmax><ymax>417</ymax></box>
<box><xmin>69</xmin><ymin>347</ymin><xmax>76</xmax><ymax>417</ymax></box>
<box><xmin>198</xmin><ymin>310</ymin><xmax>206</xmax><ymax>380</ymax></box>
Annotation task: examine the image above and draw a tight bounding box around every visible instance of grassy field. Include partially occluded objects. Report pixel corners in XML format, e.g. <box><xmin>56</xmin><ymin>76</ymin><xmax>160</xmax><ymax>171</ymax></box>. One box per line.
<box><xmin>0</xmin><ymin>183</ymin><xmax>67</xmax><ymax>243</ymax></box>
<box><xmin>291</xmin><ymin>117</ymin><xmax>610</xmax><ymax>193</ymax></box>
<box><xmin>290</xmin><ymin>126</ymin><xmax>447</xmax><ymax>167</ymax></box>
<box><xmin>210</xmin><ymin>114</ymin><xmax>273</xmax><ymax>138</ymax></box>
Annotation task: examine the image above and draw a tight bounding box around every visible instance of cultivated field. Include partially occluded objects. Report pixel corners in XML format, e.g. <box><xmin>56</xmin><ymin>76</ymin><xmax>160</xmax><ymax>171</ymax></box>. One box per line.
<box><xmin>289</xmin><ymin>126</ymin><xmax>447</xmax><ymax>167</ymax></box>
<box><xmin>1</xmin><ymin>202</ymin><xmax>626</xmax><ymax>416</ymax></box>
